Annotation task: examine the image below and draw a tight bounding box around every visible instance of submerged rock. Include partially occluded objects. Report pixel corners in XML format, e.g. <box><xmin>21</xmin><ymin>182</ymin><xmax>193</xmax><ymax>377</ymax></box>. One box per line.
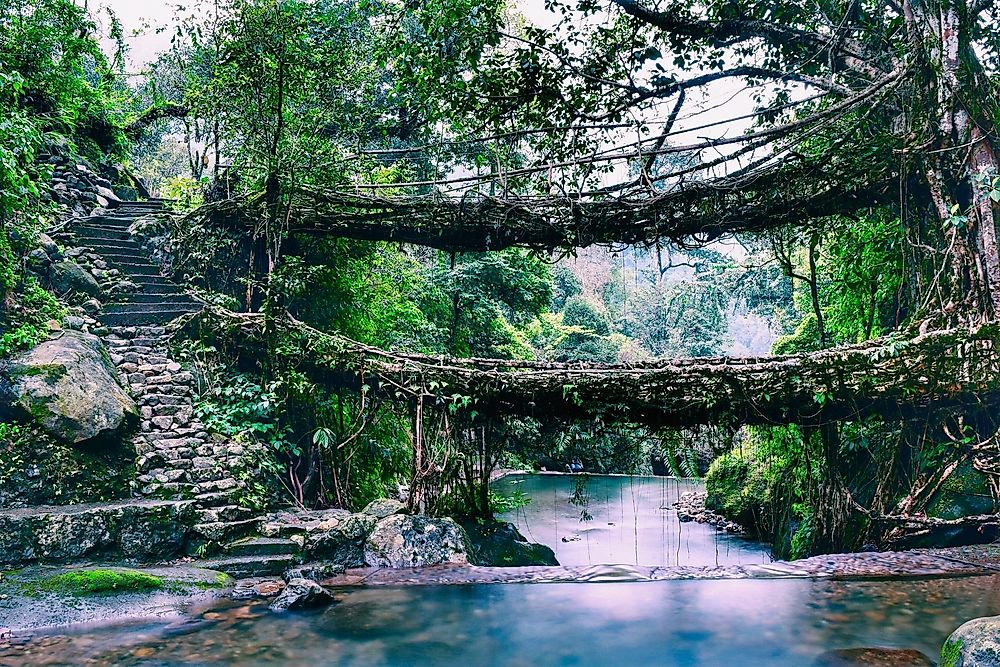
<box><xmin>0</xmin><ymin>330</ymin><xmax>137</xmax><ymax>445</ymax></box>
<box><xmin>460</xmin><ymin>519</ymin><xmax>558</xmax><ymax>566</ymax></box>
<box><xmin>269</xmin><ymin>578</ymin><xmax>335</xmax><ymax>611</ymax></box>
<box><xmin>364</xmin><ymin>515</ymin><xmax>471</xmax><ymax>568</ymax></box>
<box><xmin>941</xmin><ymin>615</ymin><xmax>1000</xmax><ymax>667</ymax></box>
<box><xmin>813</xmin><ymin>648</ymin><xmax>933</xmax><ymax>666</ymax></box>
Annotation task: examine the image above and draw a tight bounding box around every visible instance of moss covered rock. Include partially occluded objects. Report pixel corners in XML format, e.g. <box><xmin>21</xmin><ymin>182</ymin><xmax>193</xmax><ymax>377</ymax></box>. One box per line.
<box><xmin>459</xmin><ymin>519</ymin><xmax>558</xmax><ymax>566</ymax></box>
<box><xmin>941</xmin><ymin>615</ymin><xmax>1000</xmax><ymax>667</ymax></box>
<box><xmin>0</xmin><ymin>330</ymin><xmax>137</xmax><ymax>445</ymax></box>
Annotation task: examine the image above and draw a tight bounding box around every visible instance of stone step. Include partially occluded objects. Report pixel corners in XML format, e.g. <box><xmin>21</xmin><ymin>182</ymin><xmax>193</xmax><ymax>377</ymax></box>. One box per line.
<box><xmin>99</xmin><ymin>260</ymin><xmax>157</xmax><ymax>274</ymax></box>
<box><xmin>104</xmin><ymin>302</ymin><xmax>202</xmax><ymax>315</ymax></box>
<box><xmin>73</xmin><ymin>226</ymin><xmax>131</xmax><ymax>241</ymax></box>
<box><xmin>125</xmin><ymin>274</ymin><xmax>174</xmax><ymax>285</ymax></box>
<box><xmin>196</xmin><ymin>491</ymin><xmax>238</xmax><ymax>507</ymax></box>
<box><xmin>117</xmin><ymin>291</ymin><xmax>192</xmax><ymax>304</ymax></box>
<box><xmin>192</xmin><ymin>518</ymin><xmax>262</xmax><ymax>543</ymax></box>
<box><xmin>225</xmin><ymin>536</ymin><xmax>302</xmax><ymax>557</ymax></box>
<box><xmin>96</xmin><ymin>250</ymin><xmax>153</xmax><ymax>263</ymax></box>
<box><xmin>87</xmin><ymin>220</ymin><xmax>136</xmax><ymax>229</ymax></box>
<box><xmin>196</xmin><ymin>505</ymin><xmax>255</xmax><ymax>524</ymax></box>
<box><xmin>100</xmin><ymin>307</ymin><xmax>202</xmax><ymax>327</ymax></box>
<box><xmin>141</xmin><ymin>481</ymin><xmax>197</xmax><ymax>498</ymax></box>
<box><xmin>104</xmin><ymin>262</ymin><xmax>163</xmax><ymax>277</ymax></box>
<box><xmin>78</xmin><ymin>239</ymin><xmax>145</xmax><ymax>256</ymax></box>
<box><xmin>195</xmin><ymin>554</ymin><xmax>299</xmax><ymax>579</ymax></box>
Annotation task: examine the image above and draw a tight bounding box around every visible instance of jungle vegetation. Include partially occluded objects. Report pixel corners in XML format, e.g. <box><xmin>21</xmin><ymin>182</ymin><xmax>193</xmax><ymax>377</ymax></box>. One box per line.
<box><xmin>3</xmin><ymin>0</ymin><xmax>1000</xmax><ymax>557</ymax></box>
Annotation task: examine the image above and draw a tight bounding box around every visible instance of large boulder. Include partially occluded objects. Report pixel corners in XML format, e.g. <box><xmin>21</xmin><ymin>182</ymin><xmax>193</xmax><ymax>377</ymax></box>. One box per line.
<box><xmin>364</xmin><ymin>514</ymin><xmax>472</xmax><ymax>568</ymax></box>
<box><xmin>306</xmin><ymin>513</ymin><xmax>376</xmax><ymax>567</ymax></box>
<box><xmin>0</xmin><ymin>500</ymin><xmax>195</xmax><ymax>565</ymax></box>
<box><xmin>0</xmin><ymin>330</ymin><xmax>137</xmax><ymax>445</ymax></box>
<box><xmin>48</xmin><ymin>260</ymin><xmax>102</xmax><ymax>297</ymax></box>
<box><xmin>941</xmin><ymin>616</ymin><xmax>1000</xmax><ymax>667</ymax></box>
<box><xmin>459</xmin><ymin>519</ymin><xmax>558</xmax><ymax>566</ymax></box>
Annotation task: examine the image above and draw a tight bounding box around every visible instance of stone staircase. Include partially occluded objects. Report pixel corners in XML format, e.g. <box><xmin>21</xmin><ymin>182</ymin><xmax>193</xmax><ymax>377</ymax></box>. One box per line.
<box><xmin>45</xmin><ymin>200</ymin><xmax>307</xmax><ymax>577</ymax></box>
<box><xmin>70</xmin><ymin>200</ymin><xmax>202</xmax><ymax>327</ymax></box>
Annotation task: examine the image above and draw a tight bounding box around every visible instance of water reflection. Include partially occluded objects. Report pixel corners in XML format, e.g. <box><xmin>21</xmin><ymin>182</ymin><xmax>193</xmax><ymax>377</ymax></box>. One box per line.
<box><xmin>5</xmin><ymin>576</ymin><xmax>1000</xmax><ymax>666</ymax></box>
<box><xmin>494</xmin><ymin>474</ymin><xmax>771</xmax><ymax>566</ymax></box>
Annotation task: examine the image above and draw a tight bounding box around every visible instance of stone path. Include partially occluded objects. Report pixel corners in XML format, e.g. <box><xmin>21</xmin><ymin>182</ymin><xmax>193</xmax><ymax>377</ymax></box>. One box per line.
<box><xmin>67</xmin><ymin>199</ymin><xmax>301</xmax><ymax>575</ymax></box>
<box><xmin>70</xmin><ymin>200</ymin><xmax>201</xmax><ymax>326</ymax></box>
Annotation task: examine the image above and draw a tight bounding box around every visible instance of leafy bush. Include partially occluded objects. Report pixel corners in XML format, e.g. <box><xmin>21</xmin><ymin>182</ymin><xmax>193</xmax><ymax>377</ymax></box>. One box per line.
<box><xmin>0</xmin><ymin>278</ymin><xmax>64</xmax><ymax>358</ymax></box>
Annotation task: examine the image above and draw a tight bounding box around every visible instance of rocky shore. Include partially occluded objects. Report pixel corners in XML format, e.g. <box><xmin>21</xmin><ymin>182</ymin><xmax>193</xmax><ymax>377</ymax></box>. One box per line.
<box><xmin>674</xmin><ymin>490</ymin><xmax>747</xmax><ymax>534</ymax></box>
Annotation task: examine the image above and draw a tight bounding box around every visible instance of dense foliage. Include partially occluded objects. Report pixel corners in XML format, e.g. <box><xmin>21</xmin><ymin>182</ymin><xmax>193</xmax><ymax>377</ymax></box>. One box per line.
<box><xmin>4</xmin><ymin>0</ymin><xmax>1000</xmax><ymax>559</ymax></box>
<box><xmin>0</xmin><ymin>0</ymin><xmax>123</xmax><ymax>353</ymax></box>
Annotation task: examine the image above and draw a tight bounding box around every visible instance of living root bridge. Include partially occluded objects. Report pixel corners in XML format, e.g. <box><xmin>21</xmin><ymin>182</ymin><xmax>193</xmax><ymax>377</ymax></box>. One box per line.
<box><xmin>196</xmin><ymin>309</ymin><xmax>1000</xmax><ymax>428</ymax></box>
<box><xmin>195</xmin><ymin>154</ymin><xmax>897</xmax><ymax>253</ymax></box>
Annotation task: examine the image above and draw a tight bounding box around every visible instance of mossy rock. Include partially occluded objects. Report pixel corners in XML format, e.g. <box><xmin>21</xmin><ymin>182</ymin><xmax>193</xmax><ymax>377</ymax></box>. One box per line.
<box><xmin>929</xmin><ymin>461</ymin><xmax>997</xmax><ymax>520</ymax></box>
<box><xmin>2</xmin><ymin>330</ymin><xmax>137</xmax><ymax>445</ymax></box>
<box><xmin>941</xmin><ymin>615</ymin><xmax>1000</xmax><ymax>667</ymax></box>
<box><xmin>459</xmin><ymin>519</ymin><xmax>558</xmax><ymax>567</ymax></box>
<box><xmin>38</xmin><ymin>568</ymin><xmax>164</xmax><ymax>595</ymax></box>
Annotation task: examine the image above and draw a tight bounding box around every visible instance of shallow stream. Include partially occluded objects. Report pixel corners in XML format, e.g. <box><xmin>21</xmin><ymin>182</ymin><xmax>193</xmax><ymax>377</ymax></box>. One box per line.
<box><xmin>493</xmin><ymin>473</ymin><xmax>771</xmax><ymax>567</ymax></box>
<box><xmin>4</xmin><ymin>575</ymin><xmax>999</xmax><ymax>665</ymax></box>
<box><xmin>3</xmin><ymin>475</ymin><xmax>996</xmax><ymax>666</ymax></box>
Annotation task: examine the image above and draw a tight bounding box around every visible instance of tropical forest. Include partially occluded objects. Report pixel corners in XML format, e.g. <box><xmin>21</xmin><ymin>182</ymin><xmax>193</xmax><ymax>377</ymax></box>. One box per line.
<box><xmin>2</xmin><ymin>0</ymin><xmax>1000</xmax><ymax>664</ymax></box>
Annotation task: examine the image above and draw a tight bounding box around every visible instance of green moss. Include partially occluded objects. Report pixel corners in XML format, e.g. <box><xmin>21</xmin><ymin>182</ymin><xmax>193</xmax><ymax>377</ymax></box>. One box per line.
<box><xmin>18</xmin><ymin>363</ymin><xmax>67</xmax><ymax>381</ymax></box>
<box><xmin>38</xmin><ymin>568</ymin><xmax>164</xmax><ymax>595</ymax></box>
<box><xmin>193</xmin><ymin>571</ymin><xmax>234</xmax><ymax>589</ymax></box>
<box><xmin>940</xmin><ymin>639</ymin><xmax>962</xmax><ymax>667</ymax></box>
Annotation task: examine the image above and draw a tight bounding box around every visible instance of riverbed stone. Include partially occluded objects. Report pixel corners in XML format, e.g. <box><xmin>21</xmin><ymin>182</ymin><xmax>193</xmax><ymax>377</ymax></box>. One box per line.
<box><xmin>269</xmin><ymin>578</ymin><xmax>335</xmax><ymax>611</ymax></box>
<box><xmin>942</xmin><ymin>615</ymin><xmax>1000</xmax><ymax>667</ymax></box>
<box><xmin>364</xmin><ymin>514</ymin><xmax>471</xmax><ymax>568</ymax></box>
<box><xmin>813</xmin><ymin>647</ymin><xmax>934</xmax><ymax>666</ymax></box>
<box><xmin>0</xmin><ymin>330</ymin><xmax>138</xmax><ymax>445</ymax></box>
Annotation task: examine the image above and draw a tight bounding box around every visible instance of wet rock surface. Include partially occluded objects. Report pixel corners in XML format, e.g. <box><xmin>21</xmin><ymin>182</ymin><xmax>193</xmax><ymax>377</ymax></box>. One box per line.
<box><xmin>941</xmin><ymin>615</ymin><xmax>1000</xmax><ymax>667</ymax></box>
<box><xmin>813</xmin><ymin>648</ymin><xmax>934</xmax><ymax>666</ymax></box>
<box><xmin>269</xmin><ymin>578</ymin><xmax>335</xmax><ymax>612</ymax></box>
<box><xmin>674</xmin><ymin>490</ymin><xmax>747</xmax><ymax>534</ymax></box>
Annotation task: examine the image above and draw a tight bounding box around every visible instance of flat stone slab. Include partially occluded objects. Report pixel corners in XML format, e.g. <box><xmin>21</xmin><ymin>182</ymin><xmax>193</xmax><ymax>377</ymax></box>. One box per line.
<box><xmin>320</xmin><ymin>545</ymin><xmax>1000</xmax><ymax>587</ymax></box>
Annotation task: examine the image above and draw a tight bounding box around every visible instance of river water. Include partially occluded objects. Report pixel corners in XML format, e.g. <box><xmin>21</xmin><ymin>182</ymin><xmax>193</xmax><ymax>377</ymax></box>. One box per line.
<box><xmin>493</xmin><ymin>474</ymin><xmax>771</xmax><ymax>567</ymax></box>
<box><xmin>3</xmin><ymin>475</ymin><xmax>997</xmax><ymax>666</ymax></box>
<box><xmin>4</xmin><ymin>575</ymin><xmax>999</xmax><ymax>665</ymax></box>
